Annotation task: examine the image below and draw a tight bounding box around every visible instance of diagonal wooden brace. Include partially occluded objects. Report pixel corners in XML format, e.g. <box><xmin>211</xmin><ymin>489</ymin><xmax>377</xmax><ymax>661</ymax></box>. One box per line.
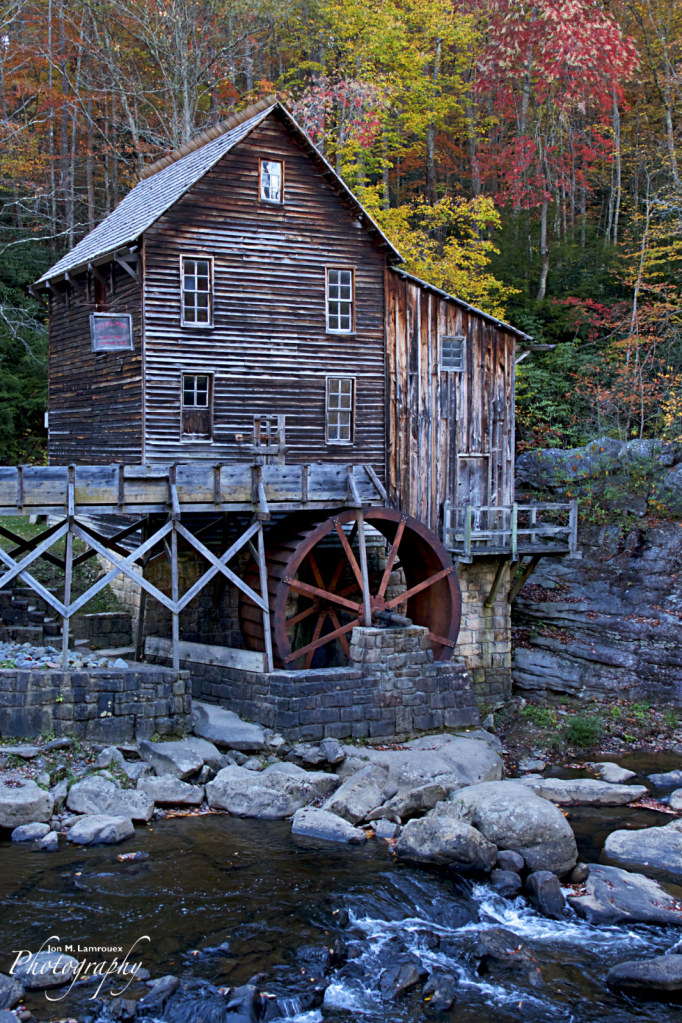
<box><xmin>0</xmin><ymin>521</ymin><xmax>70</xmax><ymax>592</ymax></box>
<box><xmin>174</xmin><ymin>520</ymin><xmax>266</xmax><ymax>612</ymax></box>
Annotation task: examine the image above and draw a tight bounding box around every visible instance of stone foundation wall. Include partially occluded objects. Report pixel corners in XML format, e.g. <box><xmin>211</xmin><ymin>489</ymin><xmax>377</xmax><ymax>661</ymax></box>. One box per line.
<box><xmin>456</xmin><ymin>560</ymin><xmax>512</xmax><ymax>709</ymax></box>
<box><xmin>180</xmin><ymin>625</ymin><xmax>480</xmax><ymax>742</ymax></box>
<box><xmin>70</xmin><ymin>612</ymin><xmax>133</xmax><ymax>650</ymax></box>
<box><xmin>0</xmin><ymin>667</ymin><xmax>191</xmax><ymax>742</ymax></box>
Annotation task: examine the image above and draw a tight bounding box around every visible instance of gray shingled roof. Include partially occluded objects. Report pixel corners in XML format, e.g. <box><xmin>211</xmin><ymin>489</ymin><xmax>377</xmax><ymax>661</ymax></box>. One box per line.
<box><xmin>35</xmin><ymin>106</ymin><xmax>275</xmax><ymax>283</ymax></box>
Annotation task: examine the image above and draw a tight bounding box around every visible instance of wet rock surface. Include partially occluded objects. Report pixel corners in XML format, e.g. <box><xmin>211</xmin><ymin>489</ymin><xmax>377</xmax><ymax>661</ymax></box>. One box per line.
<box><xmin>606</xmin><ymin>954</ymin><xmax>682</xmax><ymax>999</ymax></box>
<box><xmin>206</xmin><ymin>763</ymin><xmax>339</xmax><ymax>818</ymax></box>
<box><xmin>291</xmin><ymin>806</ymin><xmax>367</xmax><ymax>844</ymax></box>
<box><xmin>394</xmin><ymin>816</ymin><xmax>497</xmax><ymax>871</ymax></box>
<box><xmin>525</xmin><ymin>870</ymin><xmax>566</xmax><ymax>919</ymax></box>
<box><xmin>455</xmin><ymin>780</ymin><xmax>578</xmax><ymax>874</ymax></box>
<box><xmin>520</xmin><ymin>776</ymin><xmax>647</xmax><ymax>805</ymax></box>
<box><xmin>604</xmin><ymin>818</ymin><xmax>682</xmax><ymax>880</ymax></box>
<box><xmin>569</xmin><ymin>864</ymin><xmax>682</xmax><ymax>926</ymax></box>
<box><xmin>0</xmin><ymin>973</ymin><xmax>23</xmax><ymax>1009</ymax></box>
<box><xmin>66</xmin><ymin>813</ymin><xmax>134</xmax><ymax>846</ymax></box>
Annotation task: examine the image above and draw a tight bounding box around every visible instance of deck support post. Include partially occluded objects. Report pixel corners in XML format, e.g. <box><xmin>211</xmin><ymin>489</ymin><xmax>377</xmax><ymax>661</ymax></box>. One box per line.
<box><xmin>356</xmin><ymin>508</ymin><xmax>373</xmax><ymax>627</ymax></box>
<box><xmin>134</xmin><ymin>517</ymin><xmax>150</xmax><ymax>663</ymax></box>
<box><xmin>170</xmin><ymin>522</ymin><xmax>179</xmax><ymax>671</ymax></box>
<box><xmin>256</xmin><ymin>522</ymin><xmax>274</xmax><ymax>673</ymax></box>
<box><xmin>484</xmin><ymin>557</ymin><xmax>508</xmax><ymax>608</ymax></box>
<box><xmin>61</xmin><ymin>471</ymin><xmax>75</xmax><ymax>668</ymax></box>
<box><xmin>508</xmin><ymin>554</ymin><xmax>542</xmax><ymax>604</ymax></box>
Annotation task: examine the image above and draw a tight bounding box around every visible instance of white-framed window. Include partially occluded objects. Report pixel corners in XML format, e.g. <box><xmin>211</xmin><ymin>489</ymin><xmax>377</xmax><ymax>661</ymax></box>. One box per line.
<box><xmin>440</xmin><ymin>334</ymin><xmax>465</xmax><ymax>372</ymax></box>
<box><xmin>181</xmin><ymin>256</ymin><xmax>213</xmax><ymax>327</ymax></box>
<box><xmin>326</xmin><ymin>376</ymin><xmax>355</xmax><ymax>444</ymax></box>
<box><xmin>326</xmin><ymin>268</ymin><xmax>354</xmax><ymax>333</ymax></box>
<box><xmin>260</xmin><ymin>159</ymin><xmax>283</xmax><ymax>203</ymax></box>
<box><xmin>182</xmin><ymin>373</ymin><xmax>212</xmax><ymax>439</ymax></box>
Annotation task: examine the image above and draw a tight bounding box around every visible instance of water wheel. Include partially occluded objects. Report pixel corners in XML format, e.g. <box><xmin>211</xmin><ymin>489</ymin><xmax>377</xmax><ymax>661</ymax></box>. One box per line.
<box><xmin>239</xmin><ymin>507</ymin><xmax>461</xmax><ymax>670</ymax></box>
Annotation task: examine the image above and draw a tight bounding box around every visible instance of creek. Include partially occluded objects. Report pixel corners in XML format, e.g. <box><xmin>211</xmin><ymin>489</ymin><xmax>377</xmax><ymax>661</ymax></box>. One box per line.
<box><xmin>2</xmin><ymin>753</ymin><xmax>682</xmax><ymax>1023</ymax></box>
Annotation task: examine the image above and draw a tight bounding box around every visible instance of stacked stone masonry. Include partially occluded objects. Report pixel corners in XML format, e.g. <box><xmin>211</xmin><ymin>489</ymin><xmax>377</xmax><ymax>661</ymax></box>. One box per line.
<box><xmin>185</xmin><ymin>625</ymin><xmax>480</xmax><ymax>742</ymax></box>
<box><xmin>457</xmin><ymin>560</ymin><xmax>513</xmax><ymax>707</ymax></box>
<box><xmin>0</xmin><ymin>667</ymin><xmax>191</xmax><ymax>742</ymax></box>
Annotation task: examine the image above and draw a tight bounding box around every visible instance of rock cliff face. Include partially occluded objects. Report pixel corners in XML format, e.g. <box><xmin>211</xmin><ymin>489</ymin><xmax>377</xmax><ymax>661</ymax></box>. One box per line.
<box><xmin>512</xmin><ymin>522</ymin><xmax>682</xmax><ymax>705</ymax></box>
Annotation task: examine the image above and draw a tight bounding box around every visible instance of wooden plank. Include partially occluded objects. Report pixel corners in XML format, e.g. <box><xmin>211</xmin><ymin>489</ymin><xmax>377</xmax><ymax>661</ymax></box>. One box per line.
<box><xmin>145</xmin><ymin>635</ymin><xmax>266</xmax><ymax>671</ymax></box>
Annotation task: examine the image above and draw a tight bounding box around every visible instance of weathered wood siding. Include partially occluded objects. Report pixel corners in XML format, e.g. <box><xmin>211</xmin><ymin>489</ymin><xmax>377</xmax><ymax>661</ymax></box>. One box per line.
<box><xmin>385</xmin><ymin>269</ymin><xmax>516</xmax><ymax>534</ymax></box>
<box><xmin>48</xmin><ymin>266</ymin><xmax>142</xmax><ymax>464</ymax></box>
<box><xmin>142</xmin><ymin>110</ymin><xmax>387</xmax><ymax>474</ymax></box>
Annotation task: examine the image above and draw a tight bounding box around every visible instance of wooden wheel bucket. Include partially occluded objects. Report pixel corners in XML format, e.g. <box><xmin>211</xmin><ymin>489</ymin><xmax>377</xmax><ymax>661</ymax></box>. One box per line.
<box><xmin>239</xmin><ymin>508</ymin><xmax>461</xmax><ymax>670</ymax></box>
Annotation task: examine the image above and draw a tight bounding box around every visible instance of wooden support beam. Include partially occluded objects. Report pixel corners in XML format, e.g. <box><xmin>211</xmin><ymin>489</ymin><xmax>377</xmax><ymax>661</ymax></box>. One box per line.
<box><xmin>171</xmin><ymin>522</ymin><xmax>180</xmax><ymax>670</ymax></box>
<box><xmin>346</xmin><ymin>466</ymin><xmax>362</xmax><ymax>508</ymax></box>
<box><xmin>115</xmin><ymin>253</ymin><xmax>139</xmax><ymax>281</ymax></box>
<box><xmin>484</xmin><ymin>558</ymin><xmax>508</xmax><ymax>608</ymax></box>
<box><xmin>61</xmin><ymin>527</ymin><xmax>73</xmax><ymax>668</ymax></box>
<box><xmin>65</xmin><ymin>271</ymin><xmax>87</xmax><ymax>299</ymax></box>
<box><xmin>508</xmin><ymin>554</ymin><xmax>542</xmax><ymax>604</ymax></box>
<box><xmin>301</xmin><ymin>464</ymin><xmax>309</xmax><ymax>504</ymax></box>
<box><xmin>365</xmin><ymin>463</ymin><xmax>387</xmax><ymax>503</ymax></box>
<box><xmin>257</xmin><ymin>522</ymin><xmax>274</xmax><ymax>673</ymax></box>
<box><xmin>88</xmin><ymin>262</ymin><xmax>107</xmax><ymax>287</ymax></box>
<box><xmin>356</xmin><ymin>508</ymin><xmax>373</xmax><ymax>627</ymax></box>
<box><xmin>27</xmin><ymin>285</ymin><xmax>48</xmax><ymax>312</ymax></box>
<box><xmin>134</xmin><ymin>518</ymin><xmax>149</xmax><ymax>663</ymax></box>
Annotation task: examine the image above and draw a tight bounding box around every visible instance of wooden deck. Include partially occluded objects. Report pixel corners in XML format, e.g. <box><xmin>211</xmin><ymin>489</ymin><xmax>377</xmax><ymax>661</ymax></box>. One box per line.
<box><xmin>0</xmin><ymin>462</ymin><xmax>386</xmax><ymax>516</ymax></box>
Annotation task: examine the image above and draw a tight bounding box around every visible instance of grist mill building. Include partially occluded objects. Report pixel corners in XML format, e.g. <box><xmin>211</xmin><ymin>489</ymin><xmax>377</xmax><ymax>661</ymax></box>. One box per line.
<box><xmin>10</xmin><ymin>97</ymin><xmax>577</xmax><ymax>740</ymax></box>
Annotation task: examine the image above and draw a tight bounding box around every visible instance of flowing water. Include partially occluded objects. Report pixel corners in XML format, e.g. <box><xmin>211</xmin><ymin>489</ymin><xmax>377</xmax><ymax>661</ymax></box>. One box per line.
<box><xmin>2</xmin><ymin>753</ymin><xmax>682</xmax><ymax>1022</ymax></box>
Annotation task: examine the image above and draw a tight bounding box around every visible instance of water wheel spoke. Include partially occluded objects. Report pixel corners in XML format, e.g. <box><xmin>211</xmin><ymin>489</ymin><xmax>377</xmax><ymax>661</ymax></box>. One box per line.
<box><xmin>286</xmin><ymin>603</ymin><xmax>319</xmax><ymax>628</ymax></box>
<box><xmin>384</xmin><ymin>565</ymin><xmax>455</xmax><ymax>609</ymax></box>
<box><xmin>306</xmin><ymin>551</ymin><xmax>326</xmax><ymax>590</ymax></box>
<box><xmin>337</xmin><ymin>568</ymin><xmax>383</xmax><ymax>600</ymax></box>
<box><xmin>429</xmin><ymin>630</ymin><xmax>456</xmax><ymax>648</ymax></box>
<box><xmin>378</xmin><ymin>516</ymin><xmax>407</xmax><ymax>598</ymax></box>
<box><xmin>305</xmin><ymin>612</ymin><xmax>328</xmax><ymax>669</ymax></box>
<box><xmin>283</xmin><ymin>576</ymin><xmax>361</xmax><ymax>613</ymax></box>
<box><xmin>327</xmin><ymin>550</ymin><xmax>348</xmax><ymax>595</ymax></box>
<box><xmin>284</xmin><ymin>616</ymin><xmax>360</xmax><ymax>665</ymax></box>
<box><xmin>327</xmin><ymin>608</ymin><xmax>351</xmax><ymax>656</ymax></box>
<box><xmin>333</xmin><ymin>518</ymin><xmax>364</xmax><ymax>589</ymax></box>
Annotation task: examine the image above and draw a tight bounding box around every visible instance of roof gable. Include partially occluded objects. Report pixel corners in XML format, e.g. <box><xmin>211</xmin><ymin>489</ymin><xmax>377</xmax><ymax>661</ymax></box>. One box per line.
<box><xmin>35</xmin><ymin>99</ymin><xmax>402</xmax><ymax>285</ymax></box>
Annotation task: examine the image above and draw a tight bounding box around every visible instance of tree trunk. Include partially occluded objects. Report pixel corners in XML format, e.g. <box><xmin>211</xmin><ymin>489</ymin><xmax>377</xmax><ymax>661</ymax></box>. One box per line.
<box><xmin>59</xmin><ymin>0</ymin><xmax>70</xmax><ymax>234</ymax></box>
<box><xmin>613</xmin><ymin>90</ymin><xmax>622</xmax><ymax>244</ymax></box>
<box><xmin>425</xmin><ymin>38</ymin><xmax>441</xmax><ymax>205</ymax></box>
<box><xmin>86</xmin><ymin>91</ymin><xmax>95</xmax><ymax>230</ymax></box>
<box><xmin>536</xmin><ymin>198</ymin><xmax>550</xmax><ymax>300</ymax></box>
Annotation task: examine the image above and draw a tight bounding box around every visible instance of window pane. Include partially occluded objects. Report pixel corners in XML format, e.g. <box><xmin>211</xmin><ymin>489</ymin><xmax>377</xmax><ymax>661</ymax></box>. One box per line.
<box><xmin>182</xmin><ymin>257</ymin><xmax>212</xmax><ymax>326</ymax></box>
<box><xmin>441</xmin><ymin>335</ymin><xmax>465</xmax><ymax>371</ymax></box>
<box><xmin>327</xmin><ymin>378</ymin><xmax>353</xmax><ymax>442</ymax></box>
<box><xmin>327</xmin><ymin>269</ymin><xmax>353</xmax><ymax>332</ymax></box>
<box><xmin>183</xmin><ymin>377</ymin><xmax>195</xmax><ymax>406</ymax></box>
<box><xmin>261</xmin><ymin>160</ymin><xmax>282</xmax><ymax>202</ymax></box>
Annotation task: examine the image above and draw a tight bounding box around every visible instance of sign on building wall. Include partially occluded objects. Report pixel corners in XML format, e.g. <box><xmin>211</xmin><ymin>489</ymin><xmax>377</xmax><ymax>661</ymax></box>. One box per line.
<box><xmin>90</xmin><ymin>312</ymin><xmax>134</xmax><ymax>352</ymax></box>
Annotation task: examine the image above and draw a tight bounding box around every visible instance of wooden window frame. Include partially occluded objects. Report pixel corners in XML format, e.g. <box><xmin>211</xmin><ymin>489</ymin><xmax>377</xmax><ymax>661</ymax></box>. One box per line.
<box><xmin>180</xmin><ymin>255</ymin><xmax>214</xmax><ymax>329</ymax></box>
<box><xmin>259</xmin><ymin>157</ymin><xmax>285</xmax><ymax>204</ymax></box>
<box><xmin>325</xmin><ymin>375</ymin><xmax>356</xmax><ymax>446</ymax></box>
<box><xmin>440</xmin><ymin>334</ymin><xmax>466</xmax><ymax>373</ymax></box>
<box><xmin>180</xmin><ymin>371</ymin><xmax>214</xmax><ymax>442</ymax></box>
<box><xmin>325</xmin><ymin>266</ymin><xmax>355</xmax><ymax>335</ymax></box>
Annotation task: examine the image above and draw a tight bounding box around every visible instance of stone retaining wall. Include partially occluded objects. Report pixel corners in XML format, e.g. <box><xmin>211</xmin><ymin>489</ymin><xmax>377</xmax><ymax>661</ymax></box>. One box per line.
<box><xmin>0</xmin><ymin>667</ymin><xmax>191</xmax><ymax>742</ymax></box>
<box><xmin>168</xmin><ymin>625</ymin><xmax>480</xmax><ymax>742</ymax></box>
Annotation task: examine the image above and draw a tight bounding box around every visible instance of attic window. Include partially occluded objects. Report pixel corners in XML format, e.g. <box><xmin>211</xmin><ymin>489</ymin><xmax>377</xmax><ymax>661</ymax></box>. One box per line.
<box><xmin>260</xmin><ymin>159</ymin><xmax>283</xmax><ymax>203</ymax></box>
<box><xmin>440</xmin><ymin>335</ymin><xmax>465</xmax><ymax>372</ymax></box>
<box><xmin>181</xmin><ymin>256</ymin><xmax>213</xmax><ymax>327</ymax></box>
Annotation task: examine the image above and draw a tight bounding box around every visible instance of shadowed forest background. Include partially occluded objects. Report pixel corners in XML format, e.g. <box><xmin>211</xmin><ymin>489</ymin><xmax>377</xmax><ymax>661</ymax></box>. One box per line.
<box><xmin>0</xmin><ymin>0</ymin><xmax>679</xmax><ymax>473</ymax></box>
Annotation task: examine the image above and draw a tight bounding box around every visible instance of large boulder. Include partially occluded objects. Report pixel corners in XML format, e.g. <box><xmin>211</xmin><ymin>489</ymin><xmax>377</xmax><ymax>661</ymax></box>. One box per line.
<box><xmin>525</xmin><ymin>870</ymin><xmax>565</xmax><ymax>919</ymax></box>
<box><xmin>322</xmin><ymin>765</ymin><xmax>391</xmax><ymax>824</ymax></box>
<box><xmin>520</xmin><ymin>776</ymin><xmax>646</xmax><ymax>806</ymax></box>
<box><xmin>192</xmin><ymin>701</ymin><xmax>265</xmax><ymax>751</ymax></box>
<box><xmin>394</xmin><ymin>816</ymin><xmax>497</xmax><ymax>871</ymax></box>
<box><xmin>455</xmin><ymin>781</ymin><xmax>578</xmax><ymax>875</ymax></box>
<box><xmin>648</xmin><ymin>769</ymin><xmax>682</xmax><ymax>789</ymax></box>
<box><xmin>606</xmin><ymin>955</ymin><xmax>682</xmax><ymax>999</ymax></box>
<box><xmin>604</xmin><ymin>819</ymin><xmax>682</xmax><ymax>880</ymax></box>
<box><xmin>0</xmin><ymin>779</ymin><xmax>53</xmax><ymax>828</ymax></box>
<box><xmin>206</xmin><ymin>763</ymin><xmax>338</xmax><ymax>818</ymax></box>
<box><xmin>66</xmin><ymin>774</ymin><xmax>119</xmax><ymax>814</ymax></box>
<box><xmin>138</xmin><ymin>737</ymin><xmax>222</xmax><ymax>778</ymax></box>
<box><xmin>369</xmin><ymin>783</ymin><xmax>448</xmax><ymax>822</ymax></box>
<box><xmin>0</xmin><ymin>973</ymin><xmax>23</xmax><ymax>1009</ymax></box>
<box><xmin>593</xmin><ymin>762</ymin><xmax>637</xmax><ymax>784</ymax></box>
<box><xmin>11</xmin><ymin>822</ymin><xmax>50</xmax><ymax>842</ymax></box>
<box><xmin>292</xmin><ymin>807</ymin><xmax>367</xmax><ymax>844</ymax></box>
<box><xmin>569</xmin><ymin>864</ymin><xmax>682</xmax><ymax>926</ymax></box>
<box><xmin>342</xmin><ymin>734</ymin><xmax>503</xmax><ymax>799</ymax></box>
<box><xmin>66</xmin><ymin>814</ymin><xmax>135</xmax><ymax>846</ymax></box>
<box><xmin>10</xmin><ymin>951</ymin><xmax>79</xmax><ymax>990</ymax></box>
<box><xmin>66</xmin><ymin>775</ymin><xmax>153</xmax><ymax>821</ymax></box>
<box><xmin>138</xmin><ymin>776</ymin><xmax>204</xmax><ymax>806</ymax></box>
<box><xmin>516</xmin><ymin>436</ymin><xmax>675</xmax><ymax>489</ymax></box>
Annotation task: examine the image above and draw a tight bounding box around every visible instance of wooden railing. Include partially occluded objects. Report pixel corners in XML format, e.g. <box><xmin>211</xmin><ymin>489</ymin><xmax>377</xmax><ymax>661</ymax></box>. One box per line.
<box><xmin>443</xmin><ymin>501</ymin><xmax>579</xmax><ymax>560</ymax></box>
